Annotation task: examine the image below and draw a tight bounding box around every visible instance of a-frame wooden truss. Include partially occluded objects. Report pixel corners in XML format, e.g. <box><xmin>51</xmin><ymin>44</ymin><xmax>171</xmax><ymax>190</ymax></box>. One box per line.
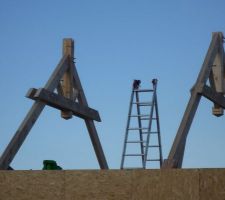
<box><xmin>0</xmin><ymin>39</ymin><xmax>108</xmax><ymax>169</ymax></box>
<box><xmin>162</xmin><ymin>32</ymin><xmax>225</xmax><ymax>168</ymax></box>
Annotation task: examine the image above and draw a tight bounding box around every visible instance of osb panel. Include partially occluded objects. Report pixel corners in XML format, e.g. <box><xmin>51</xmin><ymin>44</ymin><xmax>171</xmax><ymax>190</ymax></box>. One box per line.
<box><xmin>1</xmin><ymin>169</ymin><xmax>225</xmax><ymax>200</ymax></box>
<box><xmin>131</xmin><ymin>169</ymin><xmax>199</xmax><ymax>200</ymax></box>
<box><xmin>0</xmin><ymin>172</ymin><xmax>11</xmax><ymax>200</ymax></box>
<box><xmin>200</xmin><ymin>169</ymin><xmax>225</xmax><ymax>200</ymax></box>
<box><xmin>0</xmin><ymin>171</ymin><xmax>65</xmax><ymax>200</ymax></box>
<box><xmin>65</xmin><ymin>170</ymin><xmax>132</xmax><ymax>200</ymax></box>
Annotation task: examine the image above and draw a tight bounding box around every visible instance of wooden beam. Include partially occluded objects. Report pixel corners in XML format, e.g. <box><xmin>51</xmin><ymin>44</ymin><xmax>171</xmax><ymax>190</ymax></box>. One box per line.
<box><xmin>209</xmin><ymin>71</ymin><xmax>223</xmax><ymax>116</ymax></box>
<box><xmin>44</xmin><ymin>55</ymin><xmax>70</xmax><ymax>90</ymax></box>
<box><xmin>26</xmin><ymin>88</ymin><xmax>101</xmax><ymax>122</ymax></box>
<box><xmin>71</xmin><ymin>62</ymin><xmax>109</xmax><ymax>169</ymax></box>
<box><xmin>195</xmin><ymin>32</ymin><xmax>223</xmax><ymax>85</ymax></box>
<box><xmin>200</xmin><ymin>85</ymin><xmax>225</xmax><ymax>109</ymax></box>
<box><xmin>0</xmin><ymin>55</ymin><xmax>69</xmax><ymax>170</ymax></box>
<box><xmin>61</xmin><ymin>39</ymin><xmax>74</xmax><ymax>119</ymax></box>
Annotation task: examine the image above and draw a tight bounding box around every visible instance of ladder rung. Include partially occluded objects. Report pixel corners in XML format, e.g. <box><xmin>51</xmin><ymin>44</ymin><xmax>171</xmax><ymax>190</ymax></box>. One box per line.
<box><xmin>128</xmin><ymin>128</ymin><xmax>148</xmax><ymax>130</ymax></box>
<box><xmin>141</xmin><ymin>117</ymin><xmax>158</xmax><ymax>120</ymax></box>
<box><xmin>125</xmin><ymin>154</ymin><xmax>145</xmax><ymax>156</ymax></box>
<box><xmin>133</xmin><ymin>89</ymin><xmax>154</xmax><ymax>92</ymax></box>
<box><xmin>144</xmin><ymin>145</ymin><xmax>160</xmax><ymax>148</ymax></box>
<box><xmin>138</xmin><ymin>104</ymin><xmax>152</xmax><ymax>106</ymax></box>
<box><xmin>133</xmin><ymin>102</ymin><xmax>152</xmax><ymax>106</ymax></box>
<box><xmin>126</xmin><ymin>140</ymin><xmax>146</xmax><ymax>143</ymax></box>
<box><xmin>142</xmin><ymin>131</ymin><xmax>158</xmax><ymax>134</ymax></box>
<box><xmin>140</xmin><ymin>118</ymin><xmax>150</xmax><ymax>120</ymax></box>
<box><xmin>146</xmin><ymin>159</ymin><xmax>160</xmax><ymax>161</ymax></box>
<box><xmin>129</xmin><ymin>115</ymin><xmax>150</xmax><ymax>117</ymax></box>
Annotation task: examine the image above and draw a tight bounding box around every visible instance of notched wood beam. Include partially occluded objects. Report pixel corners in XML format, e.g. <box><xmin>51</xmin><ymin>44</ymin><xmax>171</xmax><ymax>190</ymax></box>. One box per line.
<box><xmin>26</xmin><ymin>88</ymin><xmax>101</xmax><ymax>122</ymax></box>
<box><xmin>200</xmin><ymin>85</ymin><xmax>225</xmax><ymax>109</ymax></box>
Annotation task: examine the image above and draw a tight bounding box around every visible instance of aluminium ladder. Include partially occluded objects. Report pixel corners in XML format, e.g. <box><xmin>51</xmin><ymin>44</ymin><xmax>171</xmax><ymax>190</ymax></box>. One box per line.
<box><xmin>120</xmin><ymin>79</ymin><xmax>163</xmax><ymax>169</ymax></box>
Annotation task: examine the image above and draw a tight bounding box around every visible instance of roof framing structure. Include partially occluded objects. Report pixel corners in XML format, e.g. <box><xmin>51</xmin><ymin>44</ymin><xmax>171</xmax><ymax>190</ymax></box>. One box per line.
<box><xmin>0</xmin><ymin>39</ymin><xmax>108</xmax><ymax>170</ymax></box>
<box><xmin>162</xmin><ymin>32</ymin><xmax>225</xmax><ymax>168</ymax></box>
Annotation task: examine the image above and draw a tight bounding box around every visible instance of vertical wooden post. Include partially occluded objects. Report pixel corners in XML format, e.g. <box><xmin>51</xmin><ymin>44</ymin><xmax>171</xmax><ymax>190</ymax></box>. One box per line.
<box><xmin>211</xmin><ymin>37</ymin><xmax>224</xmax><ymax>116</ymax></box>
<box><xmin>61</xmin><ymin>39</ymin><xmax>74</xmax><ymax>119</ymax></box>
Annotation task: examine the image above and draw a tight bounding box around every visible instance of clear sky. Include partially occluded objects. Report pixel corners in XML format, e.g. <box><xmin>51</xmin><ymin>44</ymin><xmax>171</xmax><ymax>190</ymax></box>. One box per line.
<box><xmin>0</xmin><ymin>0</ymin><xmax>225</xmax><ymax>170</ymax></box>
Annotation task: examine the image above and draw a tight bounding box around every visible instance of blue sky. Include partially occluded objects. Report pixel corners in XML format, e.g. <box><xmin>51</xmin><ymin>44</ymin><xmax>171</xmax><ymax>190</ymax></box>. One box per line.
<box><xmin>0</xmin><ymin>0</ymin><xmax>225</xmax><ymax>169</ymax></box>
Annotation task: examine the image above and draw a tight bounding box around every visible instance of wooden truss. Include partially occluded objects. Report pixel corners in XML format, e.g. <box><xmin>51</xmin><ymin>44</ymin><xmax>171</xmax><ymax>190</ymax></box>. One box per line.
<box><xmin>0</xmin><ymin>39</ymin><xmax>108</xmax><ymax>169</ymax></box>
<box><xmin>162</xmin><ymin>32</ymin><xmax>225</xmax><ymax>168</ymax></box>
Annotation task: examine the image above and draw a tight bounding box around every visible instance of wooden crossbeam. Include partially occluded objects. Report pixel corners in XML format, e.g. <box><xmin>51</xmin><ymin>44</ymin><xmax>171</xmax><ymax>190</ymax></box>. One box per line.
<box><xmin>200</xmin><ymin>85</ymin><xmax>225</xmax><ymax>109</ymax></box>
<box><xmin>26</xmin><ymin>88</ymin><xmax>101</xmax><ymax>122</ymax></box>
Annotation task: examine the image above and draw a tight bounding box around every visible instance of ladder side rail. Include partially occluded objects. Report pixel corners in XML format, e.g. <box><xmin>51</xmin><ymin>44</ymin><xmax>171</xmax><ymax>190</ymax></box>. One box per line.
<box><xmin>120</xmin><ymin>90</ymin><xmax>135</xmax><ymax>169</ymax></box>
<box><xmin>154</xmin><ymin>91</ymin><xmax>163</xmax><ymax>167</ymax></box>
<box><xmin>143</xmin><ymin>85</ymin><xmax>157</xmax><ymax>168</ymax></box>
<box><xmin>135</xmin><ymin>91</ymin><xmax>145</xmax><ymax>168</ymax></box>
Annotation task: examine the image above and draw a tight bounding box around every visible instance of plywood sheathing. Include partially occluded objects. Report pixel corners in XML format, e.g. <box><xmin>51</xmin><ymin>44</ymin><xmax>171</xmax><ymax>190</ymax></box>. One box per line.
<box><xmin>66</xmin><ymin>170</ymin><xmax>132</xmax><ymax>200</ymax></box>
<box><xmin>0</xmin><ymin>169</ymin><xmax>225</xmax><ymax>200</ymax></box>
<box><xmin>200</xmin><ymin>169</ymin><xmax>225</xmax><ymax>200</ymax></box>
<box><xmin>131</xmin><ymin>169</ymin><xmax>199</xmax><ymax>200</ymax></box>
<box><xmin>0</xmin><ymin>170</ymin><xmax>65</xmax><ymax>200</ymax></box>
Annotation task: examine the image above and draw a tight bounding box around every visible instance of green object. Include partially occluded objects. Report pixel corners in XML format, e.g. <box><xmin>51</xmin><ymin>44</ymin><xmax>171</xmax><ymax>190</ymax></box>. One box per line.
<box><xmin>43</xmin><ymin>160</ymin><xmax>62</xmax><ymax>170</ymax></box>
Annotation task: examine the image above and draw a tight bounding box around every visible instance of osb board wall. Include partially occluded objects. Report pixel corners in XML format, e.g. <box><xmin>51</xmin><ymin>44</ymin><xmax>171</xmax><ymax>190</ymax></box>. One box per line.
<box><xmin>0</xmin><ymin>169</ymin><xmax>225</xmax><ymax>200</ymax></box>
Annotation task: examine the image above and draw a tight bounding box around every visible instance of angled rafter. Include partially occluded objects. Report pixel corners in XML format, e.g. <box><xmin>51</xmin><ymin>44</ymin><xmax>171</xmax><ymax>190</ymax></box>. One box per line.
<box><xmin>70</xmin><ymin>61</ymin><xmax>108</xmax><ymax>169</ymax></box>
<box><xmin>0</xmin><ymin>55</ymin><xmax>69</xmax><ymax>170</ymax></box>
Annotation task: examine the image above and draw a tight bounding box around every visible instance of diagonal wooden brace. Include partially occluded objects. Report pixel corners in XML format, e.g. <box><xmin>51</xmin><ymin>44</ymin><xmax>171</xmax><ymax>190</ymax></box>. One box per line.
<box><xmin>0</xmin><ymin>55</ymin><xmax>70</xmax><ymax>169</ymax></box>
<box><xmin>70</xmin><ymin>62</ymin><xmax>109</xmax><ymax>169</ymax></box>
